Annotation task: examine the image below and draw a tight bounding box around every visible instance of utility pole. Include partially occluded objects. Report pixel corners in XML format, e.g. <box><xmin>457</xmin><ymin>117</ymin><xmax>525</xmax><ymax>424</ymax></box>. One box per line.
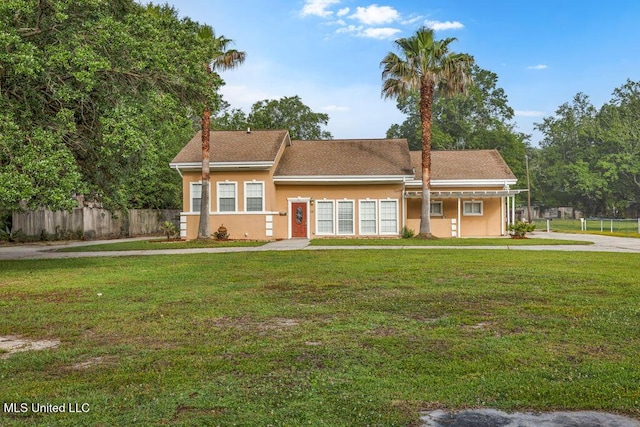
<box><xmin>525</xmin><ymin>154</ymin><xmax>532</xmax><ymax>222</ymax></box>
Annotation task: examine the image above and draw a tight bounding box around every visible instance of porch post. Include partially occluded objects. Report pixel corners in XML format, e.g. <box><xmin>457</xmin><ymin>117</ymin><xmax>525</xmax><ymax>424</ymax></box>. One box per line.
<box><xmin>505</xmin><ymin>195</ymin><xmax>510</xmax><ymax>229</ymax></box>
<box><xmin>457</xmin><ymin>197</ymin><xmax>461</xmax><ymax>238</ymax></box>
<box><xmin>511</xmin><ymin>195</ymin><xmax>516</xmax><ymax>225</ymax></box>
<box><xmin>501</xmin><ymin>196</ymin><xmax>505</xmax><ymax>236</ymax></box>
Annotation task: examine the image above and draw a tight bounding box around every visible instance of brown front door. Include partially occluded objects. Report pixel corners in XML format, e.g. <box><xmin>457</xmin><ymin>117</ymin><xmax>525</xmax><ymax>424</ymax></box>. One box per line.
<box><xmin>291</xmin><ymin>202</ymin><xmax>307</xmax><ymax>238</ymax></box>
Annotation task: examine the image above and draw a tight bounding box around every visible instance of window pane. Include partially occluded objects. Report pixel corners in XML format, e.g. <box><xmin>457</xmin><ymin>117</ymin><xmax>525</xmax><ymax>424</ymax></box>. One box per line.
<box><xmin>430</xmin><ymin>202</ymin><xmax>442</xmax><ymax>215</ymax></box>
<box><xmin>464</xmin><ymin>202</ymin><xmax>482</xmax><ymax>215</ymax></box>
<box><xmin>316</xmin><ymin>201</ymin><xmax>334</xmax><ymax>234</ymax></box>
<box><xmin>191</xmin><ymin>183</ymin><xmax>202</xmax><ymax>212</ymax></box>
<box><xmin>245</xmin><ymin>183</ymin><xmax>263</xmax><ymax>212</ymax></box>
<box><xmin>337</xmin><ymin>201</ymin><xmax>354</xmax><ymax>234</ymax></box>
<box><xmin>218</xmin><ymin>183</ymin><xmax>236</xmax><ymax>212</ymax></box>
<box><xmin>380</xmin><ymin>200</ymin><xmax>397</xmax><ymax>233</ymax></box>
<box><xmin>360</xmin><ymin>201</ymin><xmax>377</xmax><ymax>234</ymax></box>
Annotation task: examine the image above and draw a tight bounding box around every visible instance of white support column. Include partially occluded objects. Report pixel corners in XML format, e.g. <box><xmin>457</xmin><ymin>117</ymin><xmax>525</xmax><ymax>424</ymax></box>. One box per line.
<box><xmin>501</xmin><ymin>197</ymin><xmax>505</xmax><ymax>236</ymax></box>
<box><xmin>511</xmin><ymin>195</ymin><xmax>516</xmax><ymax>225</ymax></box>
<box><xmin>457</xmin><ymin>197</ymin><xmax>461</xmax><ymax>238</ymax></box>
<box><xmin>505</xmin><ymin>195</ymin><xmax>510</xmax><ymax>229</ymax></box>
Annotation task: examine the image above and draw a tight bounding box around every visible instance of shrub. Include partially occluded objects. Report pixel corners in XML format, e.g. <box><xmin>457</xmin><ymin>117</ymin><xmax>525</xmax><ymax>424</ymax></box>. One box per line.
<box><xmin>508</xmin><ymin>221</ymin><xmax>536</xmax><ymax>238</ymax></box>
<box><xmin>401</xmin><ymin>226</ymin><xmax>415</xmax><ymax>239</ymax></box>
<box><xmin>213</xmin><ymin>224</ymin><xmax>229</xmax><ymax>240</ymax></box>
<box><xmin>160</xmin><ymin>221</ymin><xmax>178</xmax><ymax>240</ymax></box>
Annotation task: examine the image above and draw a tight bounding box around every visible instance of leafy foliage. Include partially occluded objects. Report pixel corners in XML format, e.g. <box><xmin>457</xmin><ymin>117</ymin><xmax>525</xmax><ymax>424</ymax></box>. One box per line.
<box><xmin>0</xmin><ymin>0</ymin><xmax>224</xmax><ymax>211</ymax></box>
<box><xmin>534</xmin><ymin>81</ymin><xmax>640</xmax><ymax>216</ymax></box>
<box><xmin>386</xmin><ymin>66</ymin><xmax>529</xmax><ymax>182</ymax></box>
<box><xmin>215</xmin><ymin>95</ymin><xmax>332</xmax><ymax>140</ymax></box>
<box><xmin>508</xmin><ymin>221</ymin><xmax>536</xmax><ymax>238</ymax></box>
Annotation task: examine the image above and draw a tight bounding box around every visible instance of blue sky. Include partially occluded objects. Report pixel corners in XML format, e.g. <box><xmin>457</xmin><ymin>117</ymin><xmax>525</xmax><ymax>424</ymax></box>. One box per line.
<box><xmin>160</xmin><ymin>0</ymin><xmax>640</xmax><ymax>144</ymax></box>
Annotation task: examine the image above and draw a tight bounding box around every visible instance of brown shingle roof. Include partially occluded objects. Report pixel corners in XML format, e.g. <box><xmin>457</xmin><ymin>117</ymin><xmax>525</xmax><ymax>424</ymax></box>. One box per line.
<box><xmin>171</xmin><ymin>130</ymin><xmax>289</xmax><ymax>163</ymax></box>
<box><xmin>410</xmin><ymin>150</ymin><xmax>517</xmax><ymax>181</ymax></box>
<box><xmin>274</xmin><ymin>139</ymin><xmax>414</xmax><ymax>176</ymax></box>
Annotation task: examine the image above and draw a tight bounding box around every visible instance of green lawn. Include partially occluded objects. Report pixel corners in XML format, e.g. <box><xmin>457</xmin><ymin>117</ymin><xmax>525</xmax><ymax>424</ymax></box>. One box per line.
<box><xmin>309</xmin><ymin>237</ymin><xmax>590</xmax><ymax>246</ymax></box>
<box><xmin>55</xmin><ymin>238</ymin><xmax>266</xmax><ymax>252</ymax></box>
<box><xmin>532</xmin><ymin>218</ymin><xmax>640</xmax><ymax>237</ymax></box>
<box><xmin>1</xmin><ymin>250</ymin><xmax>639</xmax><ymax>426</ymax></box>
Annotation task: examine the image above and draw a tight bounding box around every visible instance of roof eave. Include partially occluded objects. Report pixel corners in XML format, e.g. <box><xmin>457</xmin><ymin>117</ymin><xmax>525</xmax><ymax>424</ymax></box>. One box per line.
<box><xmin>170</xmin><ymin>161</ymin><xmax>274</xmax><ymax>171</ymax></box>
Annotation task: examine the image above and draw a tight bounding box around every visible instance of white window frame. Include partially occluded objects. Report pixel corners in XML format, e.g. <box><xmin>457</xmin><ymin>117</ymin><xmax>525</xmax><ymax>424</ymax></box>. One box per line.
<box><xmin>430</xmin><ymin>201</ymin><xmax>443</xmax><ymax>216</ymax></box>
<box><xmin>359</xmin><ymin>200</ymin><xmax>378</xmax><ymax>235</ymax></box>
<box><xmin>315</xmin><ymin>200</ymin><xmax>335</xmax><ymax>235</ymax></box>
<box><xmin>337</xmin><ymin>200</ymin><xmax>355</xmax><ymax>235</ymax></box>
<box><xmin>379</xmin><ymin>199</ymin><xmax>399</xmax><ymax>235</ymax></box>
<box><xmin>190</xmin><ymin>182</ymin><xmax>203</xmax><ymax>213</ymax></box>
<box><xmin>463</xmin><ymin>201</ymin><xmax>483</xmax><ymax>216</ymax></box>
<box><xmin>217</xmin><ymin>181</ymin><xmax>237</xmax><ymax>212</ymax></box>
<box><xmin>244</xmin><ymin>181</ymin><xmax>265</xmax><ymax>212</ymax></box>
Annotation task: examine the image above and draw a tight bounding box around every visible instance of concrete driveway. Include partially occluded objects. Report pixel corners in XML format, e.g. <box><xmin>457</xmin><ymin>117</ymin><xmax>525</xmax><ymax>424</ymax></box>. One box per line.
<box><xmin>1</xmin><ymin>232</ymin><xmax>640</xmax><ymax>260</ymax></box>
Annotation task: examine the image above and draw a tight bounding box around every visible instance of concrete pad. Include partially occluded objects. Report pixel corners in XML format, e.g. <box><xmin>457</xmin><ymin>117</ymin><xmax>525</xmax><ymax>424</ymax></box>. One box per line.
<box><xmin>421</xmin><ymin>409</ymin><xmax>640</xmax><ymax>427</ymax></box>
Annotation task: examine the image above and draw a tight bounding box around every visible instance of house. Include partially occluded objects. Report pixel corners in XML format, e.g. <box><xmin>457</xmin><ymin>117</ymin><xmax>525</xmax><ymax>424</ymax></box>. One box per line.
<box><xmin>169</xmin><ymin>130</ymin><xmax>523</xmax><ymax>240</ymax></box>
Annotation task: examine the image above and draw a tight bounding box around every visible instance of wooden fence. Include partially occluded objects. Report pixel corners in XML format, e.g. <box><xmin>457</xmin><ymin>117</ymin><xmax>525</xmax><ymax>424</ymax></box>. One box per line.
<box><xmin>12</xmin><ymin>208</ymin><xmax>180</xmax><ymax>239</ymax></box>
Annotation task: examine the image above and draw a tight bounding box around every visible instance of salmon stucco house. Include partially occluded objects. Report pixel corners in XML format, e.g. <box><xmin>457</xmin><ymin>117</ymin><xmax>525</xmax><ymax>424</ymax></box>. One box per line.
<box><xmin>170</xmin><ymin>130</ymin><xmax>524</xmax><ymax>240</ymax></box>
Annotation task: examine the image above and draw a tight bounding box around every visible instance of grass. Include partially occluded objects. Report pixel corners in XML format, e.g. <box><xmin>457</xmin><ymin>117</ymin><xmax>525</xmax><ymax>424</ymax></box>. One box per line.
<box><xmin>1</xmin><ymin>250</ymin><xmax>640</xmax><ymax>426</ymax></box>
<box><xmin>309</xmin><ymin>237</ymin><xmax>590</xmax><ymax>246</ymax></box>
<box><xmin>54</xmin><ymin>238</ymin><xmax>266</xmax><ymax>252</ymax></box>
<box><xmin>532</xmin><ymin>218</ymin><xmax>640</xmax><ymax>237</ymax></box>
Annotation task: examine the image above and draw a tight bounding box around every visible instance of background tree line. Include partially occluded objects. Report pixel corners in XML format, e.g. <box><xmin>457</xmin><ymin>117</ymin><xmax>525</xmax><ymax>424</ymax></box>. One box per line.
<box><xmin>2</xmin><ymin>1</ymin><xmax>637</xmax><ymax>219</ymax></box>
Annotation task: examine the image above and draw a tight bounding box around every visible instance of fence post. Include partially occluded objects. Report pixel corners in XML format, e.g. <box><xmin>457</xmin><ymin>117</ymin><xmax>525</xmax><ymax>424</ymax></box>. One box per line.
<box><xmin>600</xmin><ymin>220</ymin><xmax>603</xmax><ymax>232</ymax></box>
<box><xmin>546</xmin><ymin>219</ymin><xmax>550</xmax><ymax>232</ymax></box>
<box><xmin>610</xmin><ymin>219</ymin><xmax>613</xmax><ymax>233</ymax></box>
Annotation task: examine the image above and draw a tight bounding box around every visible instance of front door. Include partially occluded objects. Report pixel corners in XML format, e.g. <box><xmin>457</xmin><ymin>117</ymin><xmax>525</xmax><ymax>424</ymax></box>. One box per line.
<box><xmin>291</xmin><ymin>202</ymin><xmax>307</xmax><ymax>238</ymax></box>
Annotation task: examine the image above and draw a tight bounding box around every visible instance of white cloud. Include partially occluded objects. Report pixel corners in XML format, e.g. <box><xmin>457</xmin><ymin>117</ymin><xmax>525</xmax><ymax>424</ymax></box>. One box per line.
<box><xmin>301</xmin><ymin>0</ymin><xmax>340</xmax><ymax>18</ymax></box>
<box><xmin>336</xmin><ymin>25</ymin><xmax>400</xmax><ymax>39</ymax></box>
<box><xmin>527</xmin><ymin>64</ymin><xmax>548</xmax><ymax>70</ymax></box>
<box><xmin>515</xmin><ymin>110</ymin><xmax>546</xmax><ymax>117</ymax></box>
<box><xmin>424</xmin><ymin>20</ymin><xmax>464</xmax><ymax>31</ymax></box>
<box><xmin>351</xmin><ymin>5</ymin><xmax>400</xmax><ymax>25</ymax></box>
<box><xmin>361</xmin><ymin>27</ymin><xmax>401</xmax><ymax>39</ymax></box>
<box><xmin>402</xmin><ymin>14</ymin><xmax>424</xmax><ymax>25</ymax></box>
<box><xmin>337</xmin><ymin>7</ymin><xmax>350</xmax><ymax>17</ymax></box>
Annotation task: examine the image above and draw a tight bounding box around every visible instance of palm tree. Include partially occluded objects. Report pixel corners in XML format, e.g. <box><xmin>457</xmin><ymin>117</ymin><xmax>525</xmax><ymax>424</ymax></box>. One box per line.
<box><xmin>197</xmin><ymin>26</ymin><xmax>246</xmax><ymax>239</ymax></box>
<box><xmin>381</xmin><ymin>27</ymin><xmax>473</xmax><ymax>238</ymax></box>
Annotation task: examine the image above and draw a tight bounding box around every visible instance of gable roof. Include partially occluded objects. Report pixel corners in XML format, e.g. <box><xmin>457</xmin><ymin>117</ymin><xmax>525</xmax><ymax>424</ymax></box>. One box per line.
<box><xmin>274</xmin><ymin>139</ymin><xmax>414</xmax><ymax>178</ymax></box>
<box><xmin>170</xmin><ymin>130</ymin><xmax>289</xmax><ymax>165</ymax></box>
<box><xmin>410</xmin><ymin>150</ymin><xmax>517</xmax><ymax>182</ymax></box>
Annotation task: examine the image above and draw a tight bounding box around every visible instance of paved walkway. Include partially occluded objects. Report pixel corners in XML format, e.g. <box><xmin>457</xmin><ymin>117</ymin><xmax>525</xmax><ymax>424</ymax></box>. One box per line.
<box><xmin>1</xmin><ymin>232</ymin><xmax>640</xmax><ymax>261</ymax></box>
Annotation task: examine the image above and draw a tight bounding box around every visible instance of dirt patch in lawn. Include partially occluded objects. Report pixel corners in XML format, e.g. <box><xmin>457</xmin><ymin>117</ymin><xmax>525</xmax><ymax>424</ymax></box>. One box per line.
<box><xmin>0</xmin><ymin>335</ymin><xmax>60</xmax><ymax>359</ymax></box>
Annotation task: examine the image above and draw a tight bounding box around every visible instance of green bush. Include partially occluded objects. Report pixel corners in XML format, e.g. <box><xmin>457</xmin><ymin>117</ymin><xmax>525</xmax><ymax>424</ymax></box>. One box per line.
<box><xmin>160</xmin><ymin>221</ymin><xmax>178</xmax><ymax>240</ymax></box>
<box><xmin>401</xmin><ymin>226</ymin><xmax>415</xmax><ymax>239</ymax></box>
<box><xmin>508</xmin><ymin>221</ymin><xmax>536</xmax><ymax>238</ymax></box>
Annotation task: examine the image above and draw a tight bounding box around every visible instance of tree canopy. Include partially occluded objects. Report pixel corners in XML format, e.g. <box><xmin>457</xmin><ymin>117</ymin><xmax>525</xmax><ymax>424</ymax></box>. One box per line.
<box><xmin>533</xmin><ymin>81</ymin><xmax>640</xmax><ymax>216</ymax></box>
<box><xmin>0</xmin><ymin>0</ymin><xmax>223</xmax><ymax>212</ymax></box>
<box><xmin>215</xmin><ymin>95</ymin><xmax>332</xmax><ymax>140</ymax></box>
<box><xmin>386</xmin><ymin>65</ymin><xmax>529</xmax><ymax>182</ymax></box>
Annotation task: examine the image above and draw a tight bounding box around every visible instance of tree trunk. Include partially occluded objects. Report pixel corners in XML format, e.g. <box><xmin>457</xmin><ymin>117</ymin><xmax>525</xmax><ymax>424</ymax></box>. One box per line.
<box><xmin>418</xmin><ymin>78</ymin><xmax>434</xmax><ymax>238</ymax></box>
<box><xmin>197</xmin><ymin>107</ymin><xmax>211</xmax><ymax>239</ymax></box>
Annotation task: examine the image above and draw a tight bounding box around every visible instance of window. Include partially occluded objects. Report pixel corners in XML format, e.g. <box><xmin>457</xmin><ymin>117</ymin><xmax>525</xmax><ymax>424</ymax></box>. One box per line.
<box><xmin>245</xmin><ymin>182</ymin><xmax>264</xmax><ymax>212</ymax></box>
<box><xmin>337</xmin><ymin>200</ymin><xmax>354</xmax><ymax>235</ymax></box>
<box><xmin>316</xmin><ymin>201</ymin><xmax>334</xmax><ymax>234</ymax></box>
<box><xmin>380</xmin><ymin>200</ymin><xmax>398</xmax><ymax>234</ymax></box>
<box><xmin>190</xmin><ymin>182</ymin><xmax>202</xmax><ymax>212</ymax></box>
<box><xmin>430</xmin><ymin>201</ymin><xmax>443</xmax><ymax>216</ymax></box>
<box><xmin>359</xmin><ymin>200</ymin><xmax>377</xmax><ymax>235</ymax></box>
<box><xmin>464</xmin><ymin>201</ymin><xmax>483</xmax><ymax>216</ymax></box>
<box><xmin>217</xmin><ymin>182</ymin><xmax>236</xmax><ymax>212</ymax></box>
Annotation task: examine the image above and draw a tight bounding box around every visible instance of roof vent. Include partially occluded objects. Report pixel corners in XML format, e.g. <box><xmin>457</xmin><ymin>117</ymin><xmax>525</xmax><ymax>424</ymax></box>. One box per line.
<box><xmin>247</xmin><ymin>128</ymin><xmax>251</xmax><ymax>134</ymax></box>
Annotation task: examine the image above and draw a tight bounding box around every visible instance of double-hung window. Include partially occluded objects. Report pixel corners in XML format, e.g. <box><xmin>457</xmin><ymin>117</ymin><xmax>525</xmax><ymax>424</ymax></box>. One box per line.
<box><xmin>245</xmin><ymin>182</ymin><xmax>264</xmax><ymax>212</ymax></box>
<box><xmin>463</xmin><ymin>201</ymin><xmax>483</xmax><ymax>216</ymax></box>
<box><xmin>337</xmin><ymin>200</ymin><xmax>354</xmax><ymax>235</ymax></box>
<box><xmin>380</xmin><ymin>200</ymin><xmax>398</xmax><ymax>234</ymax></box>
<box><xmin>359</xmin><ymin>200</ymin><xmax>377</xmax><ymax>235</ymax></box>
<box><xmin>217</xmin><ymin>182</ymin><xmax>236</xmax><ymax>212</ymax></box>
<box><xmin>316</xmin><ymin>201</ymin><xmax>334</xmax><ymax>234</ymax></box>
<box><xmin>190</xmin><ymin>182</ymin><xmax>202</xmax><ymax>212</ymax></box>
<box><xmin>430</xmin><ymin>201</ymin><xmax>443</xmax><ymax>216</ymax></box>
